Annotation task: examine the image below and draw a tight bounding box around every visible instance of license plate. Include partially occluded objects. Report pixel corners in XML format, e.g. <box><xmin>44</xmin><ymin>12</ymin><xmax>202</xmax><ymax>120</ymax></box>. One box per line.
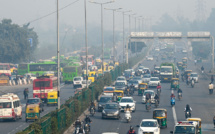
<box><xmin>107</xmin><ymin>114</ymin><xmax>113</xmax><ymax>116</ymax></box>
<box><xmin>164</xmin><ymin>78</ymin><xmax>168</xmax><ymax>80</ymax></box>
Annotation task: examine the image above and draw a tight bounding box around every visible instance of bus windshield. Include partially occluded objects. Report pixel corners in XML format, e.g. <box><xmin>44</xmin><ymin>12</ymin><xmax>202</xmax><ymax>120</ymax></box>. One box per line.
<box><xmin>0</xmin><ymin>64</ymin><xmax>10</xmax><ymax>70</ymax></box>
<box><xmin>29</xmin><ymin>64</ymin><xmax>57</xmax><ymax>71</ymax></box>
<box><xmin>0</xmin><ymin>102</ymin><xmax>12</xmax><ymax>109</ymax></box>
<box><xmin>35</xmin><ymin>81</ymin><xmax>50</xmax><ymax>88</ymax></box>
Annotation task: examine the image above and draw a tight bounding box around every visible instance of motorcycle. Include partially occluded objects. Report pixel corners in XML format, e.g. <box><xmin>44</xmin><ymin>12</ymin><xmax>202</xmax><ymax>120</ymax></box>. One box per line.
<box><xmin>191</xmin><ymin>80</ymin><xmax>195</xmax><ymax>88</ymax></box>
<box><xmin>125</xmin><ymin>110</ymin><xmax>131</xmax><ymax>123</ymax></box>
<box><xmin>84</xmin><ymin>123</ymin><xmax>90</xmax><ymax>134</ymax></box>
<box><xmin>155</xmin><ymin>99</ymin><xmax>159</xmax><ymax>108</ymax></box>
<box><xmin>170</xmin><ymin>97</ymin><xmax>175</xmax><ymax>107</ymax></box>
<box><xmin>145</xmin><ymin>102</ymin><xmax>151</xmax><ymax>112</ymax></box>
<box><xmin>178</xmin><ymin>93</ymin><xmax>182</xmax><ymax>101</ymax></box>
<box><xmin>185</xmin><ymin>110</ymin><xmax>191</xmax><ymax>119</ymax></box>
<box><xmin>90</xmin><ymin>106</ymin><xmax>95</xmax><ymax>116</ymax></box>
<box><xmin>157</xmin><ymin>88</ymin><xmax>161</xmax><ymax>96</ymax></box>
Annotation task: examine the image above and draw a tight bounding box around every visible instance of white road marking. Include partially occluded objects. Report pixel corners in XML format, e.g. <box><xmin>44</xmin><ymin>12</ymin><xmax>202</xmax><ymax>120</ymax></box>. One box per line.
<box><xmin>172</xmin><ymin>106</ymin><xmax>178</xmax><ymax>124</ymax></box>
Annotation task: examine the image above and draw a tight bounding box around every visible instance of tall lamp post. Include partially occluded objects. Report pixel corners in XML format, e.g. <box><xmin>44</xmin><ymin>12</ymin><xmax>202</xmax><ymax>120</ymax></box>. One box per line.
<box><xmin>56</xmin><ymin>0</ymin><xmax>60</xmax><ymax>109</ymax></box>
<box><xmin>104</xmin><ymin>8</ymin><xmax>122</xmax><ymax>62</ymax></box>
<box><xmin>118</xmin><ymin>10</ymin><xmax>131</xmax><ymax>63</ymax></box>
<box><xmin>89</xmin><ymin>0</ymin><xmax>114</xmax><ymax>74</ymax></box>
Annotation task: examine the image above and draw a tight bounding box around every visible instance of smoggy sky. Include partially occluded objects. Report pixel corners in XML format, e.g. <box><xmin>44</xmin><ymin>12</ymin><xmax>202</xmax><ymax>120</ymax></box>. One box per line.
<box><xmin>1</xmin><ymin>0</ymin><xmax>215</xmax><ymax>32</ymax></box>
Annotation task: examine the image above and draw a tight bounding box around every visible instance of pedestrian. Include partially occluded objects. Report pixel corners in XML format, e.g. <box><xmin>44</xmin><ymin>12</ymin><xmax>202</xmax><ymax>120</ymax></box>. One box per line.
<box><xmin>24</xmin><ymin>88</ymin><xmax>29</xmax><ymax>100</ymax></box>
<box><xmin>211</xmin><ymin>75</ymin><xmax>214</xmax><ymax>83</ymax></box>
<box><xmin>194</xmin><ymin>59</ymin><xmax>197</xmax><ymax>66</ymax></box>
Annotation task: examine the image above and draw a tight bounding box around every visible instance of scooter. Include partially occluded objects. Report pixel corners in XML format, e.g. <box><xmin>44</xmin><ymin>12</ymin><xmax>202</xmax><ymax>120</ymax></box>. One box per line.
<box><xmin>125</xmin><ymin>110</ymin><xmax>131</xmax><ymax>123</ymax></box>
<box><xmin>90</xmin><ymin>107</ymin><xmax>95</xmax><ymax>116</ymax></box>
<box><xmin>178</xmin><ymin>93</ymin><xmax>182</xmax><ymax>101</ymax></box>
<box><xmin>84</xmin><ymin>123</ymin><xmax>90</xmax><ymax>134</ymax></box>
<box><xmin>171</xmin><ymin>97</ymin><xmax>175</xmax><ymax>107</ymax></box>
<box><xmin>185</xmin><ymin>110</ymin><xmax>191</xmax><ymax>119</ymax></box>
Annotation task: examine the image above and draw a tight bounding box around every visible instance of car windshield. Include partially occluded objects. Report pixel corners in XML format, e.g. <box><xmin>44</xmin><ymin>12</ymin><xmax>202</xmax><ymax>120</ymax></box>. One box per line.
<box><xmin>117</xmin><ymin>78</ymin><xmax>125</xmax><ymax>81</ymax></box>
<box><xmin>154</xmin><ymin>110</ymin><xmax>166</xmax><ymax>117</ymax></box>
<box><xmin>120</xmin><ymin>98</ymin><xmax>133</xmax><ymax>103</ymax></box>
<box><xmin>160</xmin><ymin>68</ymin><xmax>172</xmax><ymax>73</ymax></box>
<box><xmin>150</xmin><ymin>78</ymin><xmax>159</xmax><ymax>81</ymax></box>
<box><xmin>74</xmin><ymin>78</ymin><xmax>81</xmax><ymax>81</ymax></box>
<box><xmin>144</xmin><ymin>75</ymin><xmax>151</xmax><ymax>78</ymax></box>
<box><xmin>115</xmin><ymin>82</ymin><xmax>125</xmax><ymax>86</ymax></box>
<box><xmin>105</xmin><ymin>104</ymin><xmax>118</xmax><ymax>109</ymax></box>
<box><xmin>104</xmin><ymin>88</ymin><xmax>114</xmax><ymax>91</ymax></box>
<box><xmin>100</xmin><ymin>97</ymin><xmax>112</xmax><ymax>103</ymax></box>
<box><xmin>191</xmin><ymin>74</ymin><xmax>198</xmax><ymax>77</ymax></box>
<box><xmin>139</xmin><ymin>84</ymin><xmax>146</xmax><ymax>88</ymax></box>
<box><xmin>141</xmin><ymin>121</ymin><xmax>157</xmax><ymax>127</ymax></box>
<box><xmin>129</xmin><ymin>81</ymin><xmax>138</xmax><ymax>84</ymax></box>
<box><xmin>27</xmin><ymin>99</ymin><xmax>39</xmax><ymax>104</ymax></box>
<box><xmin>144</xmin><ymin>92</ymin><xmax>154</xmax><ymax>96</ymax></box>
<box><xmin>0</xmin><ymin>102</ymin><xmax>12</xmax><ymax>109</ymax></box>
<box><xmin>174</xmin><ymin>126</ymin><xmax>195</xmax><ymax>133</ymax></box>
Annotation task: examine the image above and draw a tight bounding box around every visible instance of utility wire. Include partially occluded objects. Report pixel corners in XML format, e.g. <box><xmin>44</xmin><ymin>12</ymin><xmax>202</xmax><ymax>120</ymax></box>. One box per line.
<box><xmin>23</xmin><ymin>0</ymin><xmax>80</xmax><ymax>25</ymax></box>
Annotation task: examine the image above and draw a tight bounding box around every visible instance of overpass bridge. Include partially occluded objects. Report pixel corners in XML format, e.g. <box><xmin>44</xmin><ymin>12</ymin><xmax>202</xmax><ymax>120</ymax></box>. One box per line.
<box><xmin>126</xmin><ymin>31</ymin><xmax>214</xmax><ymax>71</ymax></box>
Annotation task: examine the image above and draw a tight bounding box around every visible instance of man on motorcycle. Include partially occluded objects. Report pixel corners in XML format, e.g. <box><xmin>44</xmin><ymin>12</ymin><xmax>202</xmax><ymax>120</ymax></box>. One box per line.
<box><xmin>124</xmin><ymin>104</ymin><xmax>131</xmax><ymax>112</ymax></box>
<box><xmin>209</xmin><ymin>82</ymin><xmax>214</xmax><ymax>94</ymax></box>
<box><xmin>154</xmin><ymin>93</ymin><xmax>159</xmax><ymax>104</ymax></box>
<box><xmin>177</xmin><ymin>88</ymin><xmax>183</xmax><ymax>97</ymax></box>
<box><xmin>84</xmin><ymin>115</ymin><xmax>92</xmax><ymax>131</ymax></box>
<box><xmin>127</xmin><ymin>126</ymin><xmax>136</xmax><ymax>134</ymax></box>
<box><xmin>184</xmin><ymin>104</ymin><xmax>192</xmax><ymax>116</ymax></box>
<box><xmin>90</xmin><ymin>101</ymin><xmax>96</xmax><ymax>111</ymax></box>
<box><xmin>170</xmin><ymin>93</ymin><xmax>175</xmax><ymax>98</ymax></box>
<box><xmin>201</xmin><ymin>66</ymin><xmax>204</xmax><ymax>73</ymax></box>
<box><xmin>146</xmin><ymin>93</ymin><xmax>151</xmax><ymax>103</ymax></box>
<box><xmin>74</xmin><ymin>118</ymin><xmax>82</xmax><ymax>128</ymax></box>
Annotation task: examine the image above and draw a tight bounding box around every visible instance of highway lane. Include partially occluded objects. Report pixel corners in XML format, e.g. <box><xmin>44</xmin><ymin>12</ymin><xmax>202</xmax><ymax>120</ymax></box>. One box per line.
<box><xmin>0</xmin><ymin>84</ymin><xmax>76</xmax><ymax>134</ymax></box>
<box><xmin>89</xmin><ymin>51</ymin><xmax>215</xmax><ymax>134</ymax></box>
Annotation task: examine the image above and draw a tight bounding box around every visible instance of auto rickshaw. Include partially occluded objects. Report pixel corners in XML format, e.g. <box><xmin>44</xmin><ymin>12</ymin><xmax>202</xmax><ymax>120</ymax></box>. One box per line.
<box><xmin>25</xmin><ymin>104</ymin><xmax>40</xmax><ymax>122</ymax></box>
<box><xmin>108</xmin><ymin>66</ymin><xmax>114</xmax><ymax>71</ymax></box>
<box><xmin>177</xmin><ymin>62</ymin><xmax>183</xmax><ymax>70</ymax></box>
<box><xmin>187</xmin><ymin>118</ymin><xmax>202</xmax><ymax>134</ymax></box>
<box><xmin>153</xmin><ymin>108</ymin><xmax>167</xmax><ymax>128</ymax></box>
<box><xmin>88</xmin><ymin>71</ymin><xmax>96</xmax><ymax>82</ymax></box>
<box><xmin>138</xmin><ymin>83</ymin><xmax>148</xmax><ymax>96</ymax></box>
<box><xmin>170</xmin><ymin>78</ymin><xmax>179</xmax><ymax>90</ymax></box>
<box><xmin>114</xmin><ymin>90</ymin><xmax>124</xmax><ymax>102</ymax></box>
<box><xmin>47</xmin><ymin>91</ymin><xmax>58</xmax><ymax>106</ymax></box>
<box><xmin>182</xmin><ymin>57</ymin><xmax>188</xmax><ymax>64</ymax></box>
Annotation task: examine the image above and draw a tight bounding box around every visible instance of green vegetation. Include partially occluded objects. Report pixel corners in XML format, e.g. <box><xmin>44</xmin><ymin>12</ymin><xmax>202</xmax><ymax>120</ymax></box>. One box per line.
<box><xmin>192</xmin><ymin>42</ymin><xmax>211</xmax><ymax>59</ymax></box>
<box><xmin>0</xmin><ymin>19</ymin><xmax>38</xmax><ymax>63</ymax></box>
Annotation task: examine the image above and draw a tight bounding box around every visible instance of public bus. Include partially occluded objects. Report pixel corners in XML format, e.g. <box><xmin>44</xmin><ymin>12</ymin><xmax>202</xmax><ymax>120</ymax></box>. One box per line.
<box><xmin>33</xmin><ymin>75</ymin><xmax>58</xmax><ymax>103</ymax></box>
<box><xmin>18</xmin><ymin>61</ymin><xmax>57</xmax><ymax>76</ymax></box>
<box><xmin>81</xmin><ymin>55</ymin><xmax>94</xmax><ymax>66</ymax></box>
<box><xmin>0</xmin><ymin>63</ymin><xmax>11</xmax><ymax>76</ymax></box>
<box><xmin>62</xmin><ymin>63</ymin><xmax>82</xmax><ymax>84</ymax></box>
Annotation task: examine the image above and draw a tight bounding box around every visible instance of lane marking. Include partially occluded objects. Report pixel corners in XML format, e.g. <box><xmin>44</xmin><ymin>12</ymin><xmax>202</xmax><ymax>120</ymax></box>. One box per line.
<box><xmin>172</xmin><ymin>106</ymin><xmax>178</xmax><ymax>124</ymax></box>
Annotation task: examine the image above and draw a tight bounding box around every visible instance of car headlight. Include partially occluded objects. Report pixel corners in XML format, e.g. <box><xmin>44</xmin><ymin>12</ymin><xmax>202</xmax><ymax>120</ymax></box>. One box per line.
<box><xmin>99</xmin><ymin>104</ymin><xmax>102</xmax><ymax>107</ymax></box>
<box><xmin>114</xmin><ymin>111</ymin><xmax>119</xmax><ymax>115</ymax></box>
<box><xmin>102</xmin><ymin>110</ymin><xmax>106</xmax><ymax>114</ymax></box>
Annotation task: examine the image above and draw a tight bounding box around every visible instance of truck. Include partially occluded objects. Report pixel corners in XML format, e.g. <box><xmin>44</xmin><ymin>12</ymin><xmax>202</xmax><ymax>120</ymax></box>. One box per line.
<box><xmin>160</xmin><ymin>62</ymin><xmax>176</xmax><ymax>82</ymax></box>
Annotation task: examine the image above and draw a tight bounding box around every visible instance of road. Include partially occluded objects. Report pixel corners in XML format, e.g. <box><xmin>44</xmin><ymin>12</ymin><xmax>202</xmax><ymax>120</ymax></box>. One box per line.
<box><xmin>0</xmin><ymin>84</ymin><xmax>75</xmax><ymax>134</ymax></box>
<box><xmin>89</xmin><ymin>50</ymin><xmax>215</xmax><ymax>134</ymax></box>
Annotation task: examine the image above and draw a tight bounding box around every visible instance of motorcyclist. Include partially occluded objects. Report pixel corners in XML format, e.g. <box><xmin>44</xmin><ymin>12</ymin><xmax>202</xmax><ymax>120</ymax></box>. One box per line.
<box><xmin>170</xmin><ymin>92</ymin><xmax>175</xmax><ymax>99</ymax></box>
<box><xmin>74</xmin><ymin>118</ymin><xmax>82</xmax><ymax>128</ymax></box>
<box><xmin>127</xmin><ymin>126</ymin><xmax>136</xmax><ymax>134</ymax></box>
<box><xmin>191</xmin><ymin>77</ymin><xmax>195</xmax><ymax>86</ymax></box>
<box><xmin>201</xmin><ymin>66</ymin><xmax>204</xmax><ymax>73</ymax></box>
<box><xmin>184</xmin><ymin>104</ymin><xmax>192</xmax><ymax>116</ymax></box>
<box><xmin>177</xmin><ymin>88</ymin><xmax>183</xmax><ymax>97</ymax></box>
<box><xmin>154</xmin><ymin>93</ymin><xmax>159</xmax><ymax>104</ymax></box>
<box><xmin>146</xmin><ymin>93</ymin><xmax>151</xmax><ymax>103</ymax></box>
<box><xmin>84</xmin><ymin>115</ymin><xmax>92</xmax><ymax>131</ymax></box>
<box><xmin>156</xmin><ymin>83</ymin><xmax>161</xmax><ymax>93</ymax></box>
<box><xmin>124</xmin><ymin>104</ymin><xmax>131</xmax><ymax>112</ymax></box>
<box><xmin>181</xmin><ymin>72</ymin><xmax>184</xmax><ymax>81</ymax></box>
<box><xmin>90</xmin><ymin>101</ymin><xmax>96</xmax><ymax>111</ymax></box>
<box><xmin>209</xmin><ymin>82</ymin><xmax>214</xmax><ymax>94</ymax></box>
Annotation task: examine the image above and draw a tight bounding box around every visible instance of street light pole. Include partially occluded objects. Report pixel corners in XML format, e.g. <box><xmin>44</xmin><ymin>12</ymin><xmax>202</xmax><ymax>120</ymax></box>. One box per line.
<box><xmin>84</xmin><ymin>0</ymin><xmax>88</xmax><ymax>88</ymax></box>
<box><xmin>57</xmin><ymin>0</ymin><xmax>60</xmax><ymax>109</ymax></box>
<box><xmin>104</xmin><ymin>8</ymin><xmax>122</xmax><ymax>62</ymax></box>
<box><xmin>89</xmin><ymin>0</ymin><xmax>114</xmax><ymax>74</ymax></box>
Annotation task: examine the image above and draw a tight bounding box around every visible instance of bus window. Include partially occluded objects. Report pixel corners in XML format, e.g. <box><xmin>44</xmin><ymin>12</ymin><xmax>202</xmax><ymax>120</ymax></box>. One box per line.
<box><xmin>35</xmin><ymin>81</ymin><xmax>50</xmax><ymax>88</ymax></box>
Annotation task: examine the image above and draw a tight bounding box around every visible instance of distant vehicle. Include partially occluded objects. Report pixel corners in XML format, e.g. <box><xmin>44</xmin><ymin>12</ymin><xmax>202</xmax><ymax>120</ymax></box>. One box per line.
<box><xmin>119</xmin><ymin>97</ymin><xmax>136</xmax><ymax>112</ymax></box>
<box><xmin>124</xmin><ymin>70</ymin><xmax>132</xmax><ymax>81</ymax></box>
<box><xmin>155</xmin><ymin>48</ymin><xmax>160</xmax><ymax>51</ymax></box>
<box><xmin>132</xmin><ymin>76</ymin><xmax>143</xmax><ymax>84</ymax></box>
<box><xmin>147</xmin><ymin>56</ymin><xmax>154</xmax><ymax>61</ymax></box>
<box><xmin>142</xmin><ymin>68</ymin><xmax>151</xmax><ymax>74</ymax></box>
<box><xmin>148</xmin><ymin>77</ymin><xmax>160</xmax><ymax>87</ymax></box>
<box><xmin>116</xmin><ymin>76</ymin><xmax>127</xmax><ymax>85</ymax></box>
<box><xmin>24</xmin><ymin>73</ymin><xmax>37</xmax><ymax>81</ymax></box>
<box><xmin>114</xmin><ymin>82</ymin><xmax>126</xmax><ymax>91</ymax></box>
<box><xmin>73</xmin><ymin>77</ymin><xmax>83</xmax><ymax>88</ymax></box>
<box><xmin>142</xmin><ymin>90</ymin><xmax>155</xmax><ymax>104</ymax></box>
<box><xmin>103</xmin><ymin>87</ymin><xmax>115</xmax><ymax>96</ymax></box>
<box><xmin>0</xmin><ymin>93</ymin><xmax>22</xmax><ymax>121</ymax></box>
<box><xmin>33</xmin><ymin>75</ymin><xmax>58</xmax><ymax>103</ymax></box>
<box><xmin>127</xmin><ymin>69</ymin><xmax>135</xmax><ymax>76</ymax></box>
<box><xmin>0</xmin><ymin>63</ymin><xmax>11</xmax><ymax>77</ymax></box>
<box><xmin>102</xmin><ymin>102</ymin><xmax>120</xmax><ymax>119</ymax></box>
<box><xmin>190</xmin><ymin>73</ymin><xmax>199</xmax><ymax>83</ymax></box>
<box><xmin>128</xmin><ymin>80</ymin><xmax>139</xmax><ymax>89</ymax></box>
<box><xmin>137</xmin><ymin>66</ymin><xmax>145</xmax><ymax>73</ymax></box>
<box><xmin>137</xmin><ymin>119</ymin><xmax>160</xmax><ymax>134</ymax></box>
<box><xmin>98</xmin><ymin>95</ymin><xmax>113</xmax><ymax>112</ymax></box>
<box><xmin>143</xmin><ymin>74</ymin><xmax>151</xmax><ymax>83</ymax></box>
<box><xmin>62</xmin><ymin>65</ymin><xmax>82</xmax><ymax>84</ymax></box>
<box><xmin>170</xmin><ymin>121</ymin><xmax>198</xmax><ymax>134</ymax></box>
<box><xmin>182</xmin><ymin>49</ymin><xmax>187</xmax><ymax>53</ymax></box>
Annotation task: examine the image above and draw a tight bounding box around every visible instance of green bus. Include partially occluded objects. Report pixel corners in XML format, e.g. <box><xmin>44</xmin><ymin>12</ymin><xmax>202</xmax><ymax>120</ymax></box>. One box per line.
<box><xmin>104</xmin><ymin>48</ymin><xmax>111</xmax><ymax>59</ymax></box>
<box><xmin>18</xmin><ymin>61</ymin><xmax>57</xmax><ymax>76</ymax></box>
<box><xmin>62</xmin><ymin>63</ymin><xmax>82</xmax><ymax>84</ymax></box>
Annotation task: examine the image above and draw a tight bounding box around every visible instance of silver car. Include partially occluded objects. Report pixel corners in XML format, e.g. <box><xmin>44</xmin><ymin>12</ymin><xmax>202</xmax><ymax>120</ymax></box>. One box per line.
<box><xmin>190</xmin><ymin>72</ymin><xmax>199</xmax><ymax>83</ymax></box>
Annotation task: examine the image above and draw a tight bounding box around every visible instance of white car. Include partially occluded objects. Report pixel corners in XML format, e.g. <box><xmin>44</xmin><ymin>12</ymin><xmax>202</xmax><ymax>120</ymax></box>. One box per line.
<box><xmin>128</xmin><ymin>69</ymin><xmax>135</xmax><ymax>76</ymax></box>
<box><xmin>138</xmin><ymin>119</ymin><xmax>160</xmax><ymax>134</ymax></box>
<box><xmin>142</xmin><ymin>68</ymin><xmax>151</xmax><ymax>74</ymax></box>
<box><xmin>148</xmin><ymin>77</ymin><xmax>160</xmax><ymax>87</ymax></box>
<box><xmin>24</xmin><ymin>73</ymin><xmax>37</xmax><ymax>81</ymax></box>
<box><xmin>142</xmin><ymin>90</ymin><xmax>155</xmax><ymax>104</ymax></box>
<box><xmin>116</xmin><ymin>76</ymin><xmax>127</xmax><ymax>85</ymax></box>
<box><xmin>119</xmin><ymin>97</ymin><xmax>136</xmax><ymax>112</ymax></box>
<box><xmin>190</xmin><ymin>72</ymin><xmax>199</xmax><ymax>83</ymax></box>
<box><xmin>147</xmin><ymin>56</ymin><xmax>154</xmax><ymax>61</ymax></box>
<box><xmin>143</xmin><ymin>74</ymin><xmax>151</xmax><ymax>83</ymax></box>
<box><xmin>73</xmin><ymin>77</ymin><xmax>83</xmax><ymax>88</ymax></box>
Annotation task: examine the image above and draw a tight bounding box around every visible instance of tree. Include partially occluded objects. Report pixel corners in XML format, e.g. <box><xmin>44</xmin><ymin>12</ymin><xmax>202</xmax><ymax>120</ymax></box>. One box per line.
<box><xmin>0</xmin><ymin>19</ymin><xmax>38</xmax><ymax>63</ymax></box>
